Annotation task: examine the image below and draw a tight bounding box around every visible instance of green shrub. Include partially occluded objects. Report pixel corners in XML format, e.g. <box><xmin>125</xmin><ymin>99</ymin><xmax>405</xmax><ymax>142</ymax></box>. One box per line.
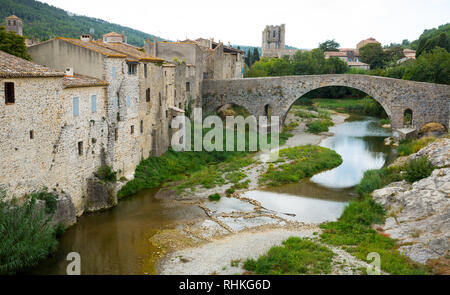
<box><xmin>28</xmin><ymin>188</ymin><xmax>58</xmax><ymax>214</ymax></box>
<box><xmin>306</xmin><ymin>119</ymin><xmax>334</xmax><ymax>134</ymax></box>
<box><xmin>259</xmin><ymin>146</ymin><xmax>342</xmax><ymax>186</ymax></box>
<box><xmin>404</xmin><ymin>157</ymin><xmax>435</xmax><ymax>183</ymax></box>
<box><xmin>225</xmin><ymin>188</ymin><xmax>235</xmax><ymax>196</ymax></box>
<box><xmin>380</xmin><ymin>119</ymin><xmax>390</xmax><ymax>126</ymax></box>
<box><xmin>295</xmin><ymin>110</ymin><xmax>317</xmax><ymax>119</ymax></box>
<box><xmin>0</xmin><ymin>192</ymin><xmax>59</xmax><ymax>274</ymax></box>
<box><xmin>397</xmin><ymin>137</ymin><xmax>435</xmax><ymax>156</ymax></box>
<box><xmin>96</xmin><ymin>166</ymin><xmax>117</xmax><ymax>182</ymax></box>
<box><xmin>208</xmin><ymin>193</ymin><xmax>221</xmax><ymax>201</ymax></box>
<box><xmin>243</xmin><ymin>237</ymin><xmax>335</xmax><ymax>274</ymax></box>
<box><xmin>356</xmin><ymin>167</ymin><xmax>403</xmax><ymax>196</ymax></box>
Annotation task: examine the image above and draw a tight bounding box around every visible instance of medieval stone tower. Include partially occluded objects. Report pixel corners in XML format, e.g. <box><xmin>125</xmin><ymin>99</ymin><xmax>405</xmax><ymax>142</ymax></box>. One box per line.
<box><xmin>262</xmin><ymin>24</ymin><xmax>286</xmax><ymax>57</ymax></box>
<box><xmin>5</xmin><ymin>15</ymin><xmax>23</xmax><ymax>36</ymax></box>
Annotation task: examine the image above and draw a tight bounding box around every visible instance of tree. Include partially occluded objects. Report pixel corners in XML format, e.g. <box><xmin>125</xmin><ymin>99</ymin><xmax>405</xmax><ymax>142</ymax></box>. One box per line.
<box><xmin>0</xmin><ymin>26</ymin><xmax>31</xmax><ymax>60</ymax></box>
<box><xmin>384</xmin><ymin>45</ymin><xmax>405</xmax><ymax>64</ymax></box>
<box><xmin>401</xmin><ymin>39</ymin><xmax>411</xmax><ymax>47</ymax></box>
<box><xmin>319</xmin><ymin>39</ymin><xmax>340</xmax><ymax>52</ymax></box>
<box><xmin>251</xmin><ymin>47</ymin><xmax>260</xmax><ymax>65</ymax></box>
<box><xmin>402</xmin><ymin>47</ymin><xmax>449</xmax><ymax>84</ymax></box>
<box><xmin>359</xmin><ymin>43</ymin><xmax>385</xmax><ymax>69</ymax></box>
<box><xmin>245</xmin><ymin>49</ymin><xmax>252</xmax><ymax>67</ymax></box>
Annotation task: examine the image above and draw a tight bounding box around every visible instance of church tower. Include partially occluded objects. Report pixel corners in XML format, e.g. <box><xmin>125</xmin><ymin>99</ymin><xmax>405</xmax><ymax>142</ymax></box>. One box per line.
<box><xmin>5</xmin><ymin>15</ymin><xmax>23</xmax><ymax>36</ymax></box>
<box><xmin>262</xmin><ymin>24</ymin><xmax>286</xmax><ymax>57</ymax></box>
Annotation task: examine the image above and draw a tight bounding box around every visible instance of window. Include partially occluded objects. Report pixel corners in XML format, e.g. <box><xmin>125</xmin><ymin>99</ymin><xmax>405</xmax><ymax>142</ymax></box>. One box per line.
<box><xmin>404</xmin><ymin>109</ymin><xmax>413</xmax><ymax>126</ymax></box>
<box><xmin>165</xmin><ymin>85</ymin><xmax>168</xmax><ymax>96</ymax></box>
<box><xmin>73</xmin><ymin>97</ymin><xmax>79</xmax><ymax>117</ymax></box>
<box><xmin>5</xmin><ymin>82</ymin><xmax>15</xmax><ymax>104</ymax></box>
<box><xmin>91</xmin><ymin>95</ymin><xmax>97</xmax><ymax>113</ymax></box>
<box><xmin>78</xmin><ymin>141</ymin><xmax>83</xmax><ymax>156</ymax></box>
<box><xmin>140</xmin><ymin>120</ymin><xmax>143</xmax><ymax>133</ymax></box>
<box><xmin>131</xmin><ymin>125</ymin><xmax>134</xmax><ymax>134</ymax></box>
<box><xmin>126</xmin><ymin>96</ymin><xmax>131</xmax><ymax>107</ymax></box>
<box><xmin>166</xmin><ymin>110</ymin><xmax>168</xmax><ymax>118</ymax></box>
<box><xmin>112</xmin><ymin>66</ymin><xmax>117</xmax><ymax>79</ymax></box>
<box><xmin>114</xmin><ymin>128</ymin><xmax>118</xmax><ymax>141</ymax></box>
<box><xmin>186</xmin><ymin>82</ymin><xmax>190</xmax><ymax>92</ymax></box>
<box><xmin>174</xmin><ymin>89</ymin><xmax>176</xmax><ymax>98</ymax></box>
<box><xmin>273</xmin><ymin>30</ymin><xmax>276</xmax><ymax>38</ymax></box>
<box><xmin>30</xmin><ymin>130</ymin><xmax>34</xmax><ymax>140</ymax></box>
<box><xmin>128</xmin><ymin>63</ymin><xmax>137</xmax><ymax>75</ymax></box>
<box><xmin>203</xmin><ymin>72</ymin><xmax>208</xmax><ymax>79</ymax></box>
<box><xmin>146</xmin><ymin>88</ymin><xmax>151</xmax><ymax>102</ymax></box>
<box><xmin>159</xmin><ymin>92</ymin><xmax>162</xmax><ymax>106</ymax></box>
<box><xmin>144</xmin><ymin>64</ymin><xmax>148</xmax><ymax>78</ymax></box>
<box><xmin>114</xmin><ymin>96</ymin><xmax>119</xmax><ymax>108</ymax></box>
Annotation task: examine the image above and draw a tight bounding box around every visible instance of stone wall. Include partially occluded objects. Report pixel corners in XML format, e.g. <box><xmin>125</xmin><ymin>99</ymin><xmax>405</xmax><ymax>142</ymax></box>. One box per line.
<box><xmin>202</xmin><ymin>74</ymin><xmax>450</xmax><ymax>132</ymax></box>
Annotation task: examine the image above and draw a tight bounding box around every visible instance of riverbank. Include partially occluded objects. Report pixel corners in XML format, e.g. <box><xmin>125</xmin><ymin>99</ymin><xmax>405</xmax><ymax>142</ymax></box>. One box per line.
<box><xmin>156</xmin><ymin>109</ymin><xmax>364</xmax><ymax>275</ymax></box>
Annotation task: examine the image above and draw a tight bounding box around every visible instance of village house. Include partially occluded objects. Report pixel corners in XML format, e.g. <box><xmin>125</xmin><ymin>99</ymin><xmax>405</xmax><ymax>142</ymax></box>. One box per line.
<box><xmin>0</xmin><ymin>50</ymin><xmax>110</xmax><ymax>215</ymax></box>
<box><xmin>27</xmin><ymin>32</ymin><xmax>191</xmax><ymax>180</ymax></box>
<box><xmin>324</xmin><ymin>48</ymin><xmax>370</xmax><ymax>70</ymax></box>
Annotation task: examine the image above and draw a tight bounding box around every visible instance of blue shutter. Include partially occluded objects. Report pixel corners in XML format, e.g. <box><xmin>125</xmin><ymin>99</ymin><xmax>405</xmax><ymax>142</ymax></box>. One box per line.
<box><xmin>73</xmin><ymin>97</ymin><xmax>79</xmax><ymax>117</ymax></box>
<box><xmin>114</xmin><ymin>96</ymin><xmax>118</xmax><ymax>108</ymax></box>
<box><xmin>91</xmin><ymin>95</ymin><xmax>97</xmax><ymax>113</ymax></box>
<box><xmin>112</xmin><ymin>66</ymin><xmax>116</xmax><ymax>79</ymax></box>
<box><xmin>126</xmin><ymin>96</ymin><xmax>131</xmax><ymax>106</ymax></box>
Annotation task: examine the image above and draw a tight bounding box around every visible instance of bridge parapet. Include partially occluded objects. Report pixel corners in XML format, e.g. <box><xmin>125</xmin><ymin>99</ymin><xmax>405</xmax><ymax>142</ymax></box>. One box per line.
<box><xmin>202</xmin><ymin>74</ymin><xmax>449</xmax><ymax>135</ymax></box>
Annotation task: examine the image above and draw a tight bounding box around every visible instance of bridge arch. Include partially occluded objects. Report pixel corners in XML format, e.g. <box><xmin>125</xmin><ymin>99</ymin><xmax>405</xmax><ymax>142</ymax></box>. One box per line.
<box><xmin>202</xmin><ymin>74</ymin><xmax>450</xmax><ymax>135</ymax></box>
<box><xmin>281</xmin><ymin>85</ymin><xmax>392</xmax><ymax>126</ymax></box>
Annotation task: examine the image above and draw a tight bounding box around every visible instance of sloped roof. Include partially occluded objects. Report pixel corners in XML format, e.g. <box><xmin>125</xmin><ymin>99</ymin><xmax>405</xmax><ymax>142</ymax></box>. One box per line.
<box><xmin>95</xmin><ymin>41</ymin><xmax>164</xmax><ymax>63</ymax></box>
<box><xmin>62</xmin><ymin>73</ymin><xmax>109</xmax><ymax>88</ymax></box>
<box><xmin>56</xmin><ymin>37</ymin><xmax>127</xmax><ymax>58</ymax></box>
<box><xmin>6</xmin><ymin>15</ymin><xmax>21</xmax><ymax>19</ymax></box>
<box><xmin>103</xmin><ymin>32</ymin><xmax>122</xmax><ymax>37</ymax></box>
<box><xmin>0</xmin><ymin>50</ymin><xmax>64</xmax><ymax>78</ymax></box>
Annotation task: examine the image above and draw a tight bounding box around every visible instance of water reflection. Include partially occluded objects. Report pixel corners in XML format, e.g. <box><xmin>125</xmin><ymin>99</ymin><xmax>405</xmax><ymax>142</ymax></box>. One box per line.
<box><xmin>30</xmin><ymin>189</ymin><xmax>202</xmax><ymax>275</ymax></box>
<box><xmin>311</xmin><ymin>116</ymin><xmax>392</xmax><ymax>188</ymax></box>
<box><xmin>246</xmin><ymin>115</ymin><xmax>393</xmax><ymax>223</ymax></box>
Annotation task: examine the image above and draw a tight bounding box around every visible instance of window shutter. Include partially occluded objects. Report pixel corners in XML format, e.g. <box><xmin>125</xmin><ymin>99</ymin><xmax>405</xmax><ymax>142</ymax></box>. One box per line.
<box><xmin>73</xmin><ymin>97</ymin><xmax>79</xmax><ymax>117</ymax></box>
<box><xmin>91</xmin><ymin>95</ymin><xmax>97</xmax><ymax>113</ymax></box>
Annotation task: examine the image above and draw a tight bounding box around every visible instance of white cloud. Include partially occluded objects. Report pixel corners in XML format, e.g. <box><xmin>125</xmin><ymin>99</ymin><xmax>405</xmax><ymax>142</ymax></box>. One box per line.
<box><xmin>40</xmin><ymin>0</ymin><xmax>450</xmax><ymax>48</ymax></box>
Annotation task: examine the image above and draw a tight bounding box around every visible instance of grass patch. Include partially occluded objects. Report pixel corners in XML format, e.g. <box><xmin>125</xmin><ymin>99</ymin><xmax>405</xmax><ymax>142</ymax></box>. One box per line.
<box><xmin>243</xmin><ymin>237</ymin><xmax>335</xmax><ymax>275</ymax></box>
<box><xmin>95</xmin><ymin>165</ymin><xmax>117</xmax><ymax>182</ymax></box>
<box><xmin>295</xmin><ymin>109</ymin><xmax>317</xmax><ymax>119</ymax></box>
<box><xmin>320</xmin><ymin>195</ymin><xmax>430</xmax><ymax>275</ymax></box>
<box><xmin>313</xmin><ymin>97</ymin><xmax>388</xmax><ymax>118</ymax></box>
<box><xmin>404</xmin><ymin>157</ymin><xmax>435</xmax><ymax>183</ymax></box>
<box><xmin>380</xmin><ymin>118</ymin><xmax>390</xmax><ymax>126</ymax></box>
<box><xmin>397</xmin><ymin>137</ymin><xmax>435</xmax><ymax>156</ymax></box>
<box><xmin>306</xmin><ymin>119</ymin><xmax>334</xmax><ymax>134</ymax></box>
<box><xmin>0</xmin><ymin>191</ymin><xmax>59</xmax><ymax>274</ymax></box>
<box><xmin>259</xmin><ymin>146</ymin><xmax>342</xmax><ymax>186</ymax></box>
<box><xmin>225</xmin><ymin>171</ymin><xmax>247</xmax><ymax>184</ymax></box>
<box><xmin>208</xmin><ymin>193</ymin><xmax>221</xmax><ymax>201</ymax></box>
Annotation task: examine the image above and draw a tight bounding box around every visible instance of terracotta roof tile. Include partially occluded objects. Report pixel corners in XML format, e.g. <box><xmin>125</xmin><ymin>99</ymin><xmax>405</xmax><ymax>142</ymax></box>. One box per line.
<box><xmin>62</xmin><ymin>73</ymin><xmax>109</xmax><ymax>88</ymax></box>
<box><xmin>56</xmin><ymin>37</ymin><xmax>127</xmax><ymax>58</ymax></box>
<box><xmin>6</xmin><ymin>15</ymin><xmax>21</xmax><ymax>19</ymax></box>
<box><xmin>95</xmin><ymin>41</ymin><xmax>164</xmax><ymax>63</ymax></box>
<box><xmin>0</xmin><ymin>50</ymin><xmax>64</xmax><ymax>78</ymax></box>
<box><xmin>103</xmin><ymin>32</ymin><xmax>122</xmax><ymax>37</ymax></box>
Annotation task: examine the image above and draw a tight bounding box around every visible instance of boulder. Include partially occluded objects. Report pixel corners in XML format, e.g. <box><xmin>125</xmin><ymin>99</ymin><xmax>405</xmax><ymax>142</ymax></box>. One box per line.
<box><xmin>85</xmin><ymin>177</ymin><xmax>119</xmax><ymax>212</ymax></box>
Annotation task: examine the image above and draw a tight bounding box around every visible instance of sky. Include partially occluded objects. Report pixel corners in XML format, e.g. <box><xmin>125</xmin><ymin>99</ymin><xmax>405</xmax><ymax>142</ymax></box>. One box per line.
<box><xmin>39</xmin><ymin>0</ymin><xmax>450</xmax><ymax>49</ymax></box>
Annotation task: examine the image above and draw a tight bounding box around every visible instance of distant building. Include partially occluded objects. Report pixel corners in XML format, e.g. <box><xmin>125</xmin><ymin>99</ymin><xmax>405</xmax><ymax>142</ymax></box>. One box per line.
<box><xmin>5</xmin><ymin>15</ymin><xmax>22</xmax><ymax>36</ymax></box>
<box><xmin>324</xmin><ymin>48</ymin><xmax>370</xmax><ymax>70</ymax></box>
<box><xmin>356</xmin><ymin>37</ymin><xmax>380</xmax><ymax>50</ymax></box>
<box><xmin>397</xmin><ymin>48</ymin><xmax>416</xmax><ymax>63</ymax></box>
<box><xmin>261</xmin><ymin>24</ymin><xmax>298</xmax><ymax>58</ymax></box>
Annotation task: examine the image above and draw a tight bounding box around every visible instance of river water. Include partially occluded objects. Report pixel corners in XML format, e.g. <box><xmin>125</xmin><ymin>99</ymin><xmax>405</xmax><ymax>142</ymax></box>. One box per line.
<box><xmin>243</xmin><ymin>115</ymin><xmax>394</xmax><ymax>223</ymax></box>
<box><xmin>31</xmin><ymin>115</ymin><xmax>392</xmax><ymax>275</ymax></box>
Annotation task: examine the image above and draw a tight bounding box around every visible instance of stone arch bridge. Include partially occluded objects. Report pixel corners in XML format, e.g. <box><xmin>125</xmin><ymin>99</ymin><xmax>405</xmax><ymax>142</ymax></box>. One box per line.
<box><xmin>202</xmin><ymin>74</ymin><xmax>449</xmax><ymax>136</ymax></box>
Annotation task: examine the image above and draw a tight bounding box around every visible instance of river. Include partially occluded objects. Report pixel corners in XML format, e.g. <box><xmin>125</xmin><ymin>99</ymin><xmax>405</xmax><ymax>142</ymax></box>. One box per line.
<box><xmin>31</xmin><ymin>114</ymin><xmax>393</xmax><ymax>275</ymax></box>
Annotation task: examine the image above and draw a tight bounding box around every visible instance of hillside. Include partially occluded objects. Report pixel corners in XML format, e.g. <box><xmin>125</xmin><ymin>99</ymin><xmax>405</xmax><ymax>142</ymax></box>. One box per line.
<box><xmin>0</xmin><ymin>0</ymin><xmax>166</xmax><ymax>47</ymax></box>
<box><xmin>410</xmin><ymin>23</ymin><xmax>450</xmax><ymax>49</ymax></box>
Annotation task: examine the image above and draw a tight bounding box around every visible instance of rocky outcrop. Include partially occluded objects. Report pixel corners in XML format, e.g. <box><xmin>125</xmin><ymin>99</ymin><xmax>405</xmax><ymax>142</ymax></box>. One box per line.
<box><xmin>36</xmin><ymin>193</ymin><xmax>77</xmax><ymax>228</ymax></box>
<box><xmin>372</xmin><ymin>138</ymin><xmax>450</xmax><ymax>265</ymax></box>
<box><xmin>85</xmin><ymin>177</ymin><xmax>119</xmax><ymax>212</ymax></box>
<box><xmin>392</xmin><ymin>138</ymin><xmax>450</xmax><ymax>168</ymax></box>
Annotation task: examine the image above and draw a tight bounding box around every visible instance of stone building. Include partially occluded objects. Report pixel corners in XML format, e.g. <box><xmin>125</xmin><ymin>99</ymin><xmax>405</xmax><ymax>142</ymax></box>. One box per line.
<box><xmin>261</xmin><ymin>24</ymin><xmax>298</xmax><ymax>58</ymax></box>
<box><xmin>5</xmin><ymin>15</ymin><xmax>23</xmax><ymax>36</ymax></box>
<box><xmin>356</xmin><ymin>37</ymin><xmax>380</xmax><ymax>50</ymax></box>
<box><xmin>0</xmin><ymin>50</ymin><xmax>110</xmax><ymax>215</ymax></box>
<box><xmin>324</xmin><ymin>49</ymin><xmax>370</xmax><ymax>70</ymax></box>
<box><xmin>28</xmin><ymin>32</ymin><xmax>189</xmax><ymax>180</ymax></box>
<box><xmin>144</xmin><ymin>37</ymin><xmax>244</xmax><ymax>102</ymax></box>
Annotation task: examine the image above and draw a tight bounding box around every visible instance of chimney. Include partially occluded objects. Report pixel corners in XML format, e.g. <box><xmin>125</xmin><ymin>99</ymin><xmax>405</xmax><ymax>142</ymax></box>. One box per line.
<box><xmin>80</xmin><ymin>34</ymin><xmax>92</xmax><ymax>42</ymax></box>
<box><xmin>65</xmin><ymin>67</ymin><xmax>74</xmax><ymax>76</ymax></box>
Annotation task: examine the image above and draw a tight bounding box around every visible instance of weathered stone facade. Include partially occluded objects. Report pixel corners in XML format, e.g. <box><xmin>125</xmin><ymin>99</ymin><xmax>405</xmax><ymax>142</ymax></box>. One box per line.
<box><xmin>262</xmin><ymin>24</ymin><xmax>298</xmax><ymax>58</ymax></box>
<box><xmin>202</xmin><ymin>74</ymin><xmax>450</xmax><ymax>134</ymax></box>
